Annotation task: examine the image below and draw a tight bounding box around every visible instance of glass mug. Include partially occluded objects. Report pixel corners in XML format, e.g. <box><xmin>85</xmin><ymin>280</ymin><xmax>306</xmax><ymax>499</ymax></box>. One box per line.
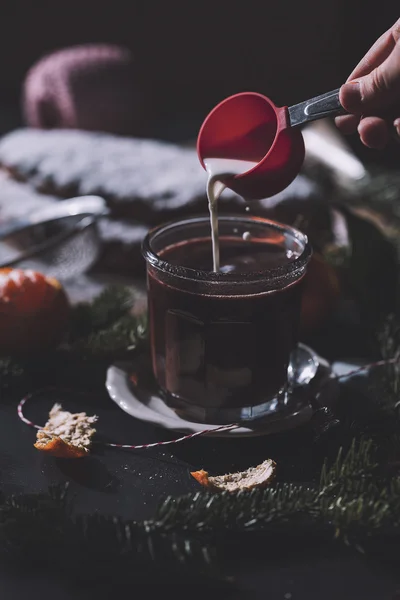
<box><xmin>142</xmin><ymin>215</ymin><xmax>311</xmax><ymax>423</ymax></box>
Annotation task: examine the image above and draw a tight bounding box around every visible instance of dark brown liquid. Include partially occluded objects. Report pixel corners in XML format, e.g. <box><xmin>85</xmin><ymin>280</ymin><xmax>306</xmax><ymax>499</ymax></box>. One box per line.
<box><xmin>148</xmin><ymin>237</ymin><xmax>304</xmax><ymax>417</ymax></box>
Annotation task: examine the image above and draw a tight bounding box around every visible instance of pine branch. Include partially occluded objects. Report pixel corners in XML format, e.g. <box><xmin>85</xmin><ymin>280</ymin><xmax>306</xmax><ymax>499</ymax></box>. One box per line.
<box><xmin>2</xmin><ymin>439</ymin><xmax>400</xmax><ymax>581</ymax></box>
<box><xmin>68</xmin><ymin>285</ymin><xmax>136</xmax><ymax>341</ymax></box>
<box><xmin>378</xmin><ymin>314</ymin><xmax>400</xmax><ymax>397</ymax></box>
<box><xmin>0</xmin><ymin>483</ymin><xmax>221</xmax><ymax>584</ymax></box>
<box><xmin>2</xmin><ymin>439</ymin><xmax>400</xmax><ymax>570</ymax></box>
<box><xmin>71</xmin><ymin>313</ymin><xmax>148</xmax><ymax>358</ymax></box>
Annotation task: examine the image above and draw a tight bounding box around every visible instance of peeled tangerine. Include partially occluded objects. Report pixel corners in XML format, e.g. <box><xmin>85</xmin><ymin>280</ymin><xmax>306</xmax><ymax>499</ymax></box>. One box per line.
<box><xmin>0</xmin><ymin>268</ymin><xmax>70</xmax><ymax>355</ymax></box>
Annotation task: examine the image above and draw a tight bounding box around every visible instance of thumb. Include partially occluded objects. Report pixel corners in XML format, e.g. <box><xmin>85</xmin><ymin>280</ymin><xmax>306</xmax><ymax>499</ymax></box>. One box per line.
<box><xmin>340</xmin><ymin>39</ymin><xmax>400</xmax><ymax>115</ymax></box>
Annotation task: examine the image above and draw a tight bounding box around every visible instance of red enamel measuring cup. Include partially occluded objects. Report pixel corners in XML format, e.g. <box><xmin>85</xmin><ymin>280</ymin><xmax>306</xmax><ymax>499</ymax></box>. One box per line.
<box><xmin>197</xmin><ymin>88</ymin><xmax>346</xmax><ymax>200</ymax></box>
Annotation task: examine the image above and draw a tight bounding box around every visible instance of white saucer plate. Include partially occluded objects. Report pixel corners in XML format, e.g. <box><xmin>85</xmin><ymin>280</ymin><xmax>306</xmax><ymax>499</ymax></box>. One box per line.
<box><xmin>106</xmin><ymin>344</ymin><xmax>341</xmax><ymax>438</ymax></box>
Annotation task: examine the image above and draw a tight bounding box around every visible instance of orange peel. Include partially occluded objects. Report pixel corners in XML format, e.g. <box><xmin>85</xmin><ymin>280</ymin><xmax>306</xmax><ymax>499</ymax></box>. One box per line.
<box><xmin>34</xmin><ymin>403</ymin><xmax>98</xmax><ymax>459</ymax></box>
<box><xmin>34</xmin><ymin>435</ymin><xmax>88</xmax><ymax>458</ymax></box>
<box><xmin>191</xmin><ymin>459</ymin><xmax>276</xmax><ymax>492</ymax></box>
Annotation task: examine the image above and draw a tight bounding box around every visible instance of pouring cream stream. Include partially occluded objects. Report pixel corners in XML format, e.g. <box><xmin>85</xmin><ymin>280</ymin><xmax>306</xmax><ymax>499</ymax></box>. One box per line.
<box><xmin>204</xmin><ymin>158</ymin><xmax>257</xmax><ymax>272</ymax></box>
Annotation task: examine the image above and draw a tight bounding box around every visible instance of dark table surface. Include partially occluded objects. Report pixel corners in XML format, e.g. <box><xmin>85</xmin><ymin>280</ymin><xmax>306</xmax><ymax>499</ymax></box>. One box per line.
<box><xmin>0</xmin><ymin>307</ymin><xmax>399</xmax><ymax>600</ymax></box>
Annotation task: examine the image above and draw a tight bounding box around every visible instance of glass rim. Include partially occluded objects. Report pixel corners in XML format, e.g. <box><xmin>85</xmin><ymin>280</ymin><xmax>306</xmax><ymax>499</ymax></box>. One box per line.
<box><xmin>141</xmin><ymin>215</ymin><xmax>312</xmax><ymax>284</ymax></box>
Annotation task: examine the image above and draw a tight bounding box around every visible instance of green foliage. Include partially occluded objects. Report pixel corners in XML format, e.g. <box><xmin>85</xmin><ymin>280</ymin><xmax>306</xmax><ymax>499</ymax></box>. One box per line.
<box><xmin>68</xmin><ymin>285</ymin><xmax>138</xmax><ymax>342</ymax></box>
<box><xmin>70</xmin><ymin>312</ymin><xmax>148</xmax><ymax>358</ymax></box>
<box><xmin>2</xmin><ymin>437</ymin><xmax>400</xmax><ymax>582</ymax></box>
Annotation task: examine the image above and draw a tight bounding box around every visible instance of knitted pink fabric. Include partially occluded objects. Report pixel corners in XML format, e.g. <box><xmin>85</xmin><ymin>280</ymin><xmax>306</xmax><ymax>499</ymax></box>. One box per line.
<box><xmin>22</xmin><ymin>44</ymin><xmax>148</xmax><ymax>136</ymax></box>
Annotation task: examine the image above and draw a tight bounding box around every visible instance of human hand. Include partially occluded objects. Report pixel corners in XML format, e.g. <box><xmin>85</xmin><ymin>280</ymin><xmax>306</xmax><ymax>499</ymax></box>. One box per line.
<box><xmin>335</xmin><ymin>18</ymin><xmax>400</xmax><ymax>149</ymax></box>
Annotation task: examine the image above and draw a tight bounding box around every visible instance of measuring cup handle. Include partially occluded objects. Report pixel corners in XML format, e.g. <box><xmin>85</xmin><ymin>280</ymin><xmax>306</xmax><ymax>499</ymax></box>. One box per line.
<box><xmin>288</xmin><ymin>88</ymin><xmax>347</xmax><ymax>128</ymax></box>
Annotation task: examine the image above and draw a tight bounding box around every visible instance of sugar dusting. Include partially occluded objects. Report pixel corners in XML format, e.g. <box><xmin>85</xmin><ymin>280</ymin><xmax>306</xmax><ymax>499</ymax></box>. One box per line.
<box><xmin>35</xmin><ymin>403</ymin><xmax>98</xmax><ymax>451</ymax></box>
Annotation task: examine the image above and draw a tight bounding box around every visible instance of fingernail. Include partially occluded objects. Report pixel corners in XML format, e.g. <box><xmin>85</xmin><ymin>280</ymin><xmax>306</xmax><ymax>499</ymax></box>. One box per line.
<box><xmin>341</xmin><ymin>81</ymin><xmax>362</xmax><ymax>112</ymax></box>
<box><xmin>395</xmin><ymin>118</ymin><xmax>400</xmax><ymax>136</ymax></box>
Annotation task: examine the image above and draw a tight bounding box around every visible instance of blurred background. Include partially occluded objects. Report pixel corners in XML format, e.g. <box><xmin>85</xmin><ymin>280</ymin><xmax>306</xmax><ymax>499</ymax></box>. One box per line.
<box><xmin>0</xmin><ymin>0</ymin><xmax>397</xmax><ymax>164</ymax></box>
<box><xmin>0</xmin><ymin>0</ymin><xmax>398</xmax><ymax>356</ymax></box>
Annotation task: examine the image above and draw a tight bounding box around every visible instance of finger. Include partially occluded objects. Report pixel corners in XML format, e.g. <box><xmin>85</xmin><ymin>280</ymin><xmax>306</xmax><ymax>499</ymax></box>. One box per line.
<box><xmin>340</xmin><ymin>39</ymin><xmax>400</xmax><ymax>114</ymax></box>
<box><xmin>393</xmin><ymin>119</ymin><xmax>400</xmax><ymax>138</ymax></box>
<box><xmin>335</xmin><ymin>114</ymin><xmax>360</xmax><ymax>134</ymax></box>
<box><xmin>389</xmin><ymin>119</ymin><xmax>400</xmax><ymax>144</ymax></box>
<box><xmin>357</xmin><ymin>116</ymin><xmax>390</xmax><ymax>149</ymax></box>
<box><xmin>347</xmin><ymin>20</ymin><xmax>399</xmax><ymax>81</ymax></box>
